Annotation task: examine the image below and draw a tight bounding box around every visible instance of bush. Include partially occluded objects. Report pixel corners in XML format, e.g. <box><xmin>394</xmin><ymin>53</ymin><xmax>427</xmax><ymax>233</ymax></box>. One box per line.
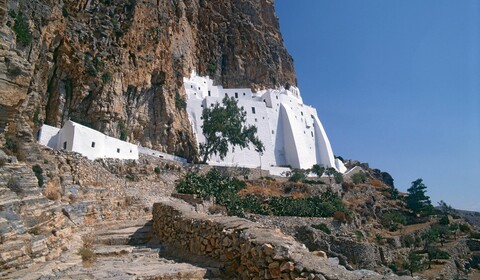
<box><xmin>175</xmin><ymin>91</ymin><xmax>187</xmax><ymax>111</ymax></box>
<box><xmin>438</xmin><ymin>215</ymin><xmax>449</xmax><ymax>225</ymax></box>
<box><xmin>312</xmin><ymin>223</ymin><xmax>331</xmax><ymax>234</ymax></box>
<box><xmin>427</xmin><ymin>247</ymin><xmax>450</xmax><ymax>260</ymax></box>
<box><xmin>154</xmin><ymin>167</ymin><xmax>161</xmax><ymax>174</ymax></box>
<box><xmin>381</xmin><ymin>211</ymin><xmax>407</xmax><ymax>231</ymax></box>
<box><xmin>285</xmin><ymin>169</ymin><xmax>308</xmax><ymax>182</ymax></box>
<box><xmin>13</xmin><ymin>12</ymin><xmax>32</xmax><ymax>46</ymax></box>
<box><xmin>78</xmin><ymin>247</ymin><xmax>96</xmax><ymax>263</ymax></box>
<box><xmin>32</xmin><ymin>164</ymin><xmax>44</xmax><ymax>187</ymax></box>
<box><xmin>351</xmin><ymin>172</ymin><xmax>367</xmax><ymax>184</ymax></box>
<box><xmin>334</xmin><ymin>172</ymin><xmax>343</xmax><ymax>184</ymax></box>
<box><xmin>208</xmin><ymin>62</ymin><xmax>216</xmax><ymax>74</ymax></box>
<box><xmin>101</xmin><ymin>71</ymin><xmax>112</xmax><ymax>83</ymax></box>
<box><xmin>44</xmin><ymin>180</ymin><xmax>61</xmax><ymax>200</ymax></box>
<box><xmin>176</xmin><ymin>170</ymin><xmax>347</xmax><ymax>218</ymax></box>
<box><xmin>459</xmin><ymin>223</ymin><xmax>471</xmax><ymax>233</ymax></box>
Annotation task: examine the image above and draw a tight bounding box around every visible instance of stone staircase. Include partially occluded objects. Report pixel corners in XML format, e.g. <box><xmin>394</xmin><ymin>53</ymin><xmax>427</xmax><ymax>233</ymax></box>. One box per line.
<box><xmin>7</xmin><ymin>219</ymin><xmax>223</xmax><ymax>279</ymax></box>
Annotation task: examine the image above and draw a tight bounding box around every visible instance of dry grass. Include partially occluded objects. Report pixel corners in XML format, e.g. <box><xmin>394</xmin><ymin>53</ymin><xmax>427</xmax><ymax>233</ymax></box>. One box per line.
<box><xmin>43</xmin><ymin>179</ymin><xmax>61</xmax><ymax>200</ymax></box>
<box><xmin>369</xmin><ymin>179</ymin><xmax>384</xmax><ymax>188</ymax></box>
<box><xmin>238</xmin><ymin>181</ymin><xmax>283</xmax><ymax>197</ymax></box>
<box><xmin>79</xmin><ymin>233</ymin><xmax>97</xmax><ymax>266</ymax></box>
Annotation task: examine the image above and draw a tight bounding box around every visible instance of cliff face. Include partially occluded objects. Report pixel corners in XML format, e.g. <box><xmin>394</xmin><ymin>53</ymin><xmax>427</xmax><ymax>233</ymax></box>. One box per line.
<box><xmin>0</xmin><ymin>0</ymin><xmax>296</xmax><ymax>159</ymax></box>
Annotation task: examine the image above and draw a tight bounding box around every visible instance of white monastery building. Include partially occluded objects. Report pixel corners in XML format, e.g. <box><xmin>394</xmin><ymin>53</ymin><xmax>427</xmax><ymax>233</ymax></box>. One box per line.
<box><xmin>184</xmin><ymin>72</ymin><xmax>347</xmax><ymax>174</ymax></box>
<box><xmin>37</xmin><ymin>120</ymin><xmax>139</xmax><ymax>160</ymax></box>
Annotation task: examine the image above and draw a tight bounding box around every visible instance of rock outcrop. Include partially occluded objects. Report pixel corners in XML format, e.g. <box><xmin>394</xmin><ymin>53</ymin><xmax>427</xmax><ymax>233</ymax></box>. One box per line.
<box><xmin>1</xmin><ymin>0</ymin><xmax>296</xmax><ymax>159</ymax></box>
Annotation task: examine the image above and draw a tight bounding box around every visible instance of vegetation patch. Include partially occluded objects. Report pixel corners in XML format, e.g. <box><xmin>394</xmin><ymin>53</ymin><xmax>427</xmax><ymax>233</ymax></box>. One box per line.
<box><xmin>312</xmin><ymin>223</ymin><xmax>331</xmax><ymax>234</ymax></box>
<box><xmin>13</xmin><ymin>12</ymin><xmax>32</xmax><ymax>46</ymax></box>
<box><xmin>176</xmin><ymin>169</ymin><xmax>348</xmax><ymax>218</ymax></box>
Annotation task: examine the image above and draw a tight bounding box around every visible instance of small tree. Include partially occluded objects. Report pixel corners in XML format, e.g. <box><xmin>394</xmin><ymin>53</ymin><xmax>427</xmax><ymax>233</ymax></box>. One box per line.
<box><xmin>200</xmin><ymin>96</ymin><xmax>264</xmax><ymax>163</ymax></box>
<box><xmin>311</xmin><ymin>164</ymin><xmax>325</xmax><ymax>177</ymax></box>
<box><xmin>406</xmin><ymin>179</ymin><xmax>434</xmax><ymax>217</ymax></box>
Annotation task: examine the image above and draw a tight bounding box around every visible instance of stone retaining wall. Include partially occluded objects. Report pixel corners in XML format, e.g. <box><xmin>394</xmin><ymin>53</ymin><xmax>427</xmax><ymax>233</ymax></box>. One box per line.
<box><xmin>152</xmin><ymin>201</ymin><xmax>411</xmax><ymax>280</ymax></box>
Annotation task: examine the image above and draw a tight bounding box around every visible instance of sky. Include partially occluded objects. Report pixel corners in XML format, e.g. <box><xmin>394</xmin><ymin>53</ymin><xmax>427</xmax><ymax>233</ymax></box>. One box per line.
<box><xmin>275</xmin><ymin>0</ymin><xmax>480</xmax><ymax>211</ymax></box>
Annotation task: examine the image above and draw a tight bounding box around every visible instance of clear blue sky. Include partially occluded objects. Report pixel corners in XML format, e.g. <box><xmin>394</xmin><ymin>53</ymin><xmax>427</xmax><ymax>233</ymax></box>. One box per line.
<box><xmin>275</xmin><ymin>0</ymin><xmax>480</xmax><ymax>211</ymax></box>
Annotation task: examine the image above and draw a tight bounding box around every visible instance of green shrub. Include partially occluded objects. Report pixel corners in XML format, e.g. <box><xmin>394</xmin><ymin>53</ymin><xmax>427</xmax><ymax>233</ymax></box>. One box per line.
<box><xmin>351</xmin><ymin>172</ymin><xmax>367</xmax><ymax>184</ymax></box>
<box><xmin>285</xmin><ymin>169</ymin><xmax>308</xmax><ymax>182</ymax></box>
<box><xmin>154</xmin><ymin>167</ymin><xmax>161</xmax><ymax>174</ymax></box>
<box><xmin>176</xmin><ymin>170</ymin><xmax>347</xmax><ymax>218</ymax></box>
<box><xmin>407</xmin><ymin>252</ymin><xmax>427</xmax><ymax>273</ymax></box>
<box><xmin>101</xmin><ymin>72</ymin><xmax>112</xmax><ymax>83</ymax></box>
<box><xmin>381</xmin><ymin>211</ymin><xmax>407</xmax><ymax>231</ymax></box>
<box><xmin>354</xmin><ymin>230</ymin><xmax>364</xmax><ymax>242</ymax></box>
<box><xmin>438</xmin><ymin>215</ymin><xmax>450</xmax><ymax>225</ymax></box>
<box><xmin>208</xmin><ymin>62</ymin><xmax>216</xmax><ymax>74</ymax></box>
<box><xmin>13</xmin><ymin>12</ymin><xmax>32</xmax><ymax>46</ymax></box>
<box><xmin>334</xmin><ymin>172</ymin><xmax>343</xmax><ymax>184</ymax></box>
<box><xmin>427</xmin><ymin>247</ymin><xmax>450</xmax><ymax>260</ymax></box>
<box><xmin>459</xmin><ymin>223</ymin><xmax>471</xmax><ymax>233</ymax></box>
<box><xmin>175</xmin><ymin>91</ymin><xmax>187</xmax><ymax>111</ymax></box>
<box><xmin>32</xmin><ymin>164</ymin><xmax>44</xmax><ymax>187</ymax></box>
<box><xmin>302</xmin><ymin>179</ymin><xmax>325</xmax><ymax>185</ymax></box>
<box><xmin>312</xmin><ymin>223</ymin><xmax>331</xmax><ymax>234</ymax></box>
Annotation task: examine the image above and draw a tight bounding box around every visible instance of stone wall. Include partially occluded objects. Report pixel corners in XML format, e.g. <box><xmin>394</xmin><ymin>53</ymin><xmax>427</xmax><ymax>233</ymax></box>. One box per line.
<box><xmin>152</xmin><ymin>201</ymin><xmax>412</xmax><ymax>280</ymax></box>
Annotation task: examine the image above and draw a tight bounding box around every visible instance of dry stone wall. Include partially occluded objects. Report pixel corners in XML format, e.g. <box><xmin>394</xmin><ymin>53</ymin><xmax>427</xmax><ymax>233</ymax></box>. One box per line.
<box><xmin>152</xmin><ymin>201</ymin><xmax>414</xmax><ymax>280</ymax></box>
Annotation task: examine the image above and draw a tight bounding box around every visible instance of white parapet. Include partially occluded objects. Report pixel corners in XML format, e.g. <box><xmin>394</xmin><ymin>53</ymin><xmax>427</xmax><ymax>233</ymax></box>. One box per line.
<box><xmin>184</xmin><ymin>71</ymin><xmax>346</xmax><ymax>173</ymax></box>
<box><xmin>37</xmin><ymin>120</ymin><xmax>139</xmax><ymax>160</ymax></box>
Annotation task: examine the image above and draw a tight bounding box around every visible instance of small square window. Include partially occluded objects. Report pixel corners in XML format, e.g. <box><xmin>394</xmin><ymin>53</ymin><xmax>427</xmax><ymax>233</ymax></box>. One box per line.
<box><xmin>251</xmin><ymin>107</ymin><xmax>256</xmax><ymax>114</ymax></box>
<box><xmin>63</xmin><ymin>141</ymin><xmax>67</xmax><ymax>149</ymax></box>
<box><xmin>235</xmin><ymin>92</ymin><xmax>238</xmax><ymax>98</ymax></box>
<box><xmin>243</xmin><ymin>92</ymin><xmax>246</xmax><ymax>96</ymax></box>
<box><xmin>272</xmin><ymin>130</ymin><xmax>275</xmax><ymax>134</ymax></box>
<box><xmin>91</xmin><ymin>142</ymin><xmax>95</xmax><ymax>148</ymax></box>
<box><xmin>255</xmin><ymin>118</ymin><xmax>258</xmax><ymax>122</ymax></box>
<box><xmin>208</xmin><ymin>90</ymin><xmax>211</xmax><ymax>96</ymax></box>
<box><xmin>117</xmin><ymin>148</ymin><xmax>120</xmax><ymax>153</ymax></box>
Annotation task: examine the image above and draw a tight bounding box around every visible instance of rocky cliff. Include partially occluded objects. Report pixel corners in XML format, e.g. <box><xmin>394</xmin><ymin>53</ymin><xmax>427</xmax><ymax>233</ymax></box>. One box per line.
<box><xmin>0</xmin><ymin>0</ymin><xmax>296</xmax><ymax>159</ymax></box>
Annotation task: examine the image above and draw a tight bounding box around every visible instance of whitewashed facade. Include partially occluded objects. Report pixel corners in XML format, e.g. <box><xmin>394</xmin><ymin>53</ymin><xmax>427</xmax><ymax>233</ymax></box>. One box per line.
<box><xmin>37</xmin><ymin>120</ymin><xmax>139</xmax><ymax>160</ymax></box>
<box><xmin>184</xmin><ymin>72</ymin><xmax>347</xmax><ymax>173</ymax></box>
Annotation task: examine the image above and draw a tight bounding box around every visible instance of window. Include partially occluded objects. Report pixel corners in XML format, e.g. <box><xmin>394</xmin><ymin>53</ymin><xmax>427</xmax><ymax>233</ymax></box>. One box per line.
<box><xmin>198</xmin><ymin>87</ymin><xmax>200</xmax><ymax>90</ymax></box>
<box><xmin>63</xmin><ymin>141</ymin><xmax>67</xmax><ymax>149</ymax></box>
<box><xmin>272</xmin><ymin>130</ymin><xmax>275</xmax><ymax>134</ymax></box>
<box><xmin>190</xmin><ymin>85</ymin><xmax>193</xmax><ymax>88</ymax></box>
<box><xmin>235</xmin><ymin>92</ymin><xmax>238</xmax><ymax>98</ymax></box>
<box><xmin>117</xmin><ymin>148</ymin><xmax>120</xmax><ymax>153</ymax></box>
<box><xmin>201</xmin><ymin>104</ymin><xmax>203</xmax><ymax>107</ymax></box>
<box><xmin>225</xmin><ymin>93</ymin><xmax>228</xmax><ymax>97</ymax></box>
<box><xmin>243</xmin><ymin>92</ymin><xmax>246</xmax><ymax>96</ymax></box>
<box><xmin>301</xmin><ymin>112</ymin><xmax>304</xmax><ymax>116</ymax></box>
<box><xmin>251</xmin><ymin>107</ymin><xmax>256</xmax><ymax>114</ymax></box>
<box><xmin>91</xmin><ymin>142</ymin><xmax>95</xmax><ymax>148</ymax></box>
<box><xmin>255</xmin><ymin>118</ymin><xmax>258</xmax><ymax>122</ymax></box>
<box><xmin>208</xmin><ymin>90</ymin><xmax>211</xmax><ymax>96</ymax></box>
<box><xmin>276</xmin><ymin>95</ymin><xmax>278</xmax><ymax>100</ymax></box>
<box><xmin>311</xmin><ymin>131</ymin><xmax>314</xmax><ymax>137</ymax></box>
<box><xmin>130</xmin><ymin>150</ymin><xmax>132</xmax><ymax>153</ymax></box>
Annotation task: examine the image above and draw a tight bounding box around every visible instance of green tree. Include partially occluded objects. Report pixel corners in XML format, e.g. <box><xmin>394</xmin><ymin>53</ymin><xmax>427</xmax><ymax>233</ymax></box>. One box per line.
<box><xmin>200</xmin><ymin>96</ymin><xmax>264</xmax><ymax>163</ymax></box>
<box><xmin>311</xmin><ymin>164</ymin><xmax>325</xmax><ymax>177</ymax></box>
<box><xmin>406</xmin><ymin>179</ymin><xmax>434</xmax><ymax>217</ymax></box>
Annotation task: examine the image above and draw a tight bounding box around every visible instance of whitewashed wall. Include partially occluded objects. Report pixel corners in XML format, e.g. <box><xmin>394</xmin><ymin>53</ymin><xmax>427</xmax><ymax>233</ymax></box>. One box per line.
<box><xmin>184</xmin><ymin>72</ymin><xmax>346</xmax><ymax>173</ymax></box>
<box><xmin>38</xmin><ymin>121</ymin><xmax>138</xmax><ymax>160</ymax></box>
<box><xmin>37</xmin><ymin>124</ymin><xmax>60</xmax><ymax>148</ymax></box>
